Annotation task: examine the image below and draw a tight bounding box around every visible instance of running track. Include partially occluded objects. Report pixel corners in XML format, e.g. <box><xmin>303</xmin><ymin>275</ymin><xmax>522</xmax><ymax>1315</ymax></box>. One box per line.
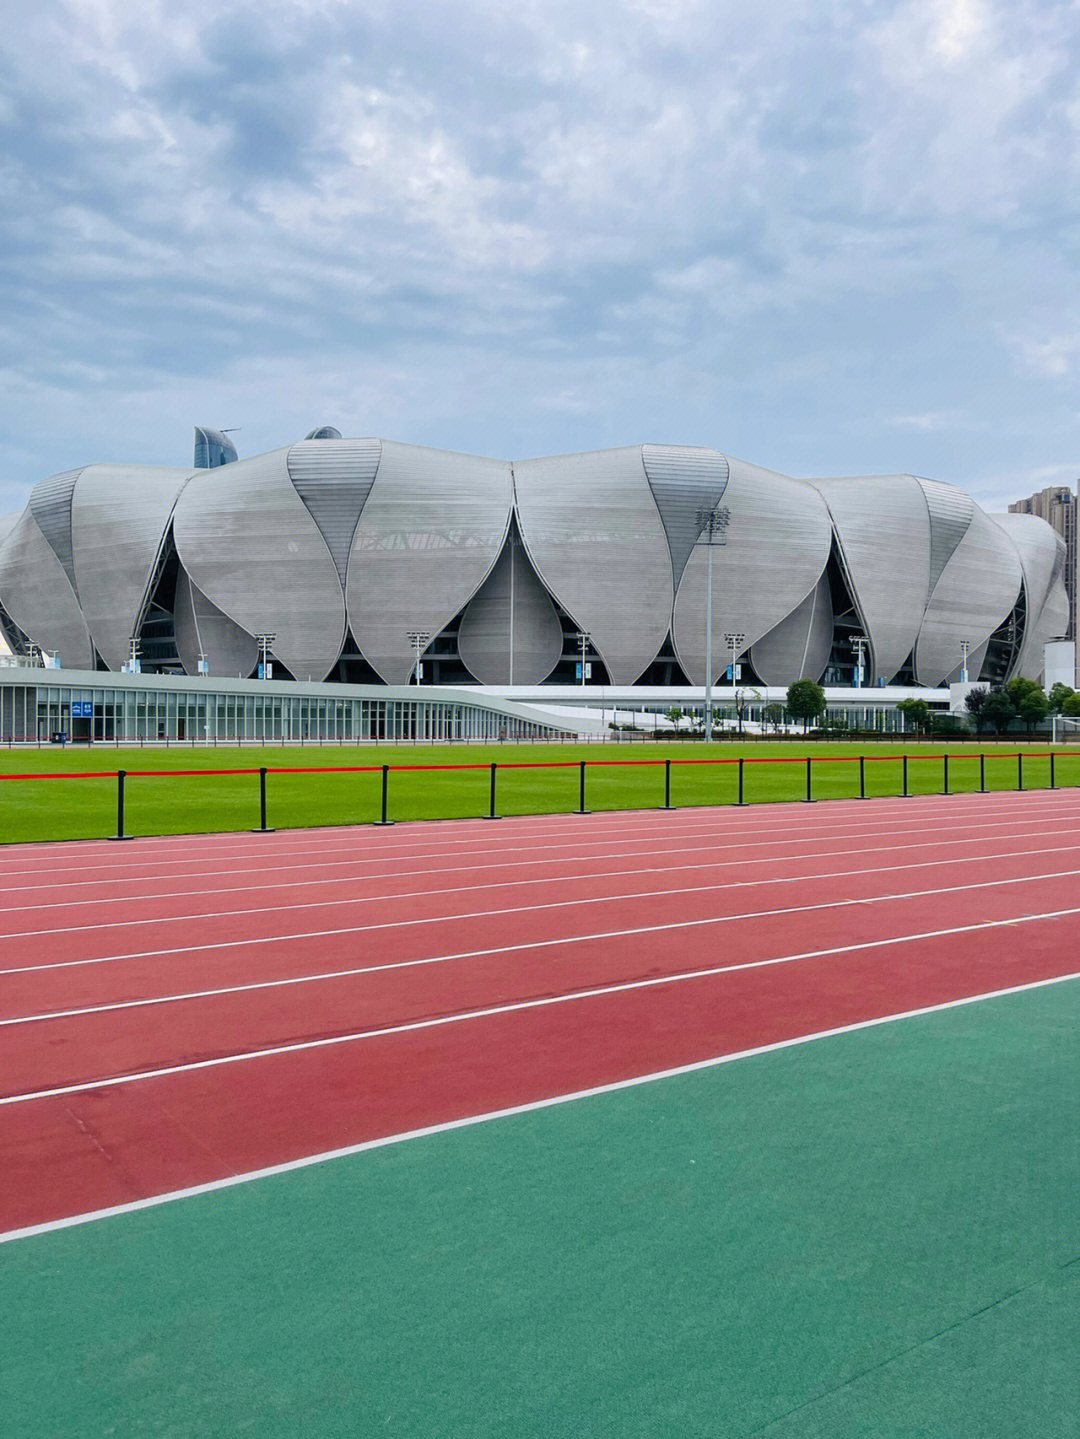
<box><xmin>4</xmin><ymin>787</ymin><xmax>1080</xmax><ymax>1237</ymax></box>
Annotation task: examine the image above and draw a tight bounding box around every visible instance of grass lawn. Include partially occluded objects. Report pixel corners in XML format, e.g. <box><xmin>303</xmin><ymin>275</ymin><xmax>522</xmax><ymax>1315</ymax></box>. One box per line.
<box><xmin>0</xmin><ymin>739</ymin><xmax>1074</xmax><ymax>845</ymax></box>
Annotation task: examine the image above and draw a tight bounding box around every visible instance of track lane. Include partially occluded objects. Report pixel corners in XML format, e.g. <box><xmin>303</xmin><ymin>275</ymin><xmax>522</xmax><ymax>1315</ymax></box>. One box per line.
<box><xmin>4</xmin><ymin>863</ymin><xmax>1079</xmax><ymax>1094</ymax></box>
<box><xmin>3</xmin><ymin>908</ymin><xmax>1079</xmax><ymax>1232</ymax></box>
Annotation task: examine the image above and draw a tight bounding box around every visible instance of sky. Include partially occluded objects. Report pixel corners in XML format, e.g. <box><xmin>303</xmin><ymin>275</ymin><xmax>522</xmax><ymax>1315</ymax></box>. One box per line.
<box><xmin>1</xmin><ymin>0</ymin><xmax>1078</xmax><ymax>515</ymax></box>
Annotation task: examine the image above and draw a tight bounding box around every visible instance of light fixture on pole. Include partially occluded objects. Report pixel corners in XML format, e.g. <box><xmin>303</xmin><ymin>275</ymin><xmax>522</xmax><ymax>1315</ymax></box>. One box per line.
<box><xmin>254</xmin><ymin>633</ymin><xmax>276</xmax><ymax>680</ymax></box>
<box><xmin>575</xmin><ymin>631</ymin><xmax>592</xmax><ymax>688</ymax></box>
<box><xmin>960</xmin><ymin>638</ymin><xmax>970</xmax><ymax>684</ymax></box>
<box><xmin>406</xmin><ymin>631</ymin><xmax>431</xmax><ymax>685</ymax></box>
<box><xmin>695</xmin><ymin>504</ymin><xmax>731</xmax><ymax>740</ymax></box>
<box><xmin>851</xmin><ymin>634</ymin><xmax>868</xmax><ymax>689</ymax></box>
<box><xmin>721</xmin><ymin>632</ymin><xmax>745</xmax><ymax>737</ymax></box>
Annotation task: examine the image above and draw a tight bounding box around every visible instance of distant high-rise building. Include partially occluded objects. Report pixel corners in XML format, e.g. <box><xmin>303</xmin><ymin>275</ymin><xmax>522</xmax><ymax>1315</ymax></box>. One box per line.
<box><xmin>1008</xmin><ymin>484</ymin><xmax>1076</xmax><ymax>654</ymax></box>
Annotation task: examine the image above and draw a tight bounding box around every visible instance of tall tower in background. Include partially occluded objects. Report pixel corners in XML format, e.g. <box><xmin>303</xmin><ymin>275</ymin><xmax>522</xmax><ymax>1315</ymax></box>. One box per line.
<box><xmin>1008</xmin><ymin>482</ymin><xmax>1077</xmax><ymax>685</ymax></box>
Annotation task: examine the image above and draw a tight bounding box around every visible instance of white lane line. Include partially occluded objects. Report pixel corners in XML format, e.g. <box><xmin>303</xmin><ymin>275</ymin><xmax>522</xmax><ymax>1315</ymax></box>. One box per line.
<box><xmin>3</xmin><ymin>909</ymin><xmax>1080</xmax><ymax>1108</ymax></box>
<box><xmin>5</xmin><ymin>869</ymin><xmax>1080</xmax><ymax>1014</ymax></box>
<box><xmin>5</xmin><ymin>964</ymin><xmax>1079</xmax><ymax>1247</ymax></box>
<box><xmin>5</xmin><ymin>799</ymin><xmax>1080</xmax><ymax>896</ymax></box>
<box><xmin>3</xmin><ymin>827</ymin><xmax>1078</xmax><ymax>920</ymax></box>
<box><xmin>7</xmin><ymin>840</ymin><xmax>1080</xmax><ymax>943</ymax></box>
<box><xmin>0</xmin><ymin>781</ymin><xmax>1071</xmax><ymax>878</ymax></box>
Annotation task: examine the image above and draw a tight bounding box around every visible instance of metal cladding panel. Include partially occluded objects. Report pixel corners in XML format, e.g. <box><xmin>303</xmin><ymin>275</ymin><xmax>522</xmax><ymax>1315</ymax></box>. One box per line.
<box><xmin>173</xmin><ymin>571</ymin><xmax>259</xmax><ymax>678</ymax></box>
<box><xmin>808</xmin><ymin>475</ymin><xmax>931</xmax><ymax>684</ymax></box>
<box><xmin>457</xmin><ymin>527</ymin><xmax>563</xmax><ymax>685</ymax></box>
<box><xmin>916</xmin><ymin>477</ymin><xmax>974</xmax><ymax>594</ymax></box>
<box><xmin>173</xmin><ymin>447</ymin><xmax>346</xmax><ymax>682</ymax></box>
<box><xmin>346</xmin><ymin>442</ymin><xmax>513</xmax><ymax>685</ymax></box>
<box><xmin>993</xmin><ymin>513</ymin><xmax>1067</xmax><ymax>679</ymax></box>
<box><xmin>286</xmin><ymin>439</ymin><xmax>381</xmax><ymax>587</ymax></box>
<box><xmin>750</xmin><ymin>566</ymin><xmax>833</xmax><ymax>685</ymax></box>
<box><xmin>641</xmin><ymin>445</ymin><xmax>729</xmax><ymax>590</ymax></box>
<box><xmin>0</xmin><ymin>507</ymin><xmax>94</xmax><ymax>667</ymax></box>
<box><xmin>673</xmin><ymin>459</ymin><xmax>831</xmax><ymax>685</ymax></box>
<box><xmin>513</xmin><ymin>447</ymin><xmax>672</xmax><ymax>685</ymax></box>
<box><xmin>941</xmin><ymin>636</ymin><xmax>990</xmax><ymax>686</ymax></box>
<box><xmin>28</xmin><ymin>468</ymin><xmax>85</xmax><ymax>597</ymax></box>
<box><xmin>70</xmin><ymin>464</ymin><xmax>194</xmax><ymax>671</ymax></box>
<box><xmin>914</xmin><ymin>505</ymin><xmax>1022</xmax><ymax>686</ymax></box>
<box><xmin>0</xmin><ymin>513</ymin><xmax>18</xmax><ymax>545</ymax></box>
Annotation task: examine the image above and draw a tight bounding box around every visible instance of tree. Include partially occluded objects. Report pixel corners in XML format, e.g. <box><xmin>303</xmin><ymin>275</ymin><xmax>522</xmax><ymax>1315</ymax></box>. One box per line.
<box><xmin>980</xmin><ymin>688</ymin><xmax>1017</xmax><ymax>735</ymax></box>
<box><xmin>1049</xmin><ymin>682</ymin><xmax>1075</xmax><ymax>713</ymax></box>
<box><xmin>964</xmin><ymin>686</ymin><xmax>990</xmax><ymax>729</ymax></box>
<box><xmin>786</xmin><ymin>679</ymin><xmax>826</xmax><ymax>732</ymax></box>
<box><xmin>664</xmin><ymin>706</ymin><xmax>684</xmax><ymax>729</ymax></box>
<box><xmin>763</xmin><ymin>702</ymin><xmax>785</xmax><ymax>733</ymax></box>
<box><xmin>1062</xmin><ymin>694</ymin><xmax>1080</xmax><ymax>718</ymax></box>
<box><xmin>897</xmin><ymin>698</ymin><xmax>932</xmax><ymax>733</ymax></box>
<box><xmin>1006</xmin><ymin>677</ymin><xmax>1048</xmax><ymax>730</ymax></box>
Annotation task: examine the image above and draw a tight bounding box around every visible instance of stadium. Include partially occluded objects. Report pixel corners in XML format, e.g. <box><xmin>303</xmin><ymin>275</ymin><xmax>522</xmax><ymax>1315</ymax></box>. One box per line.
<box><xmin>0</xmin><ymin>427</ymin><xmax>1069</xmax><ymax>694</ymax></box>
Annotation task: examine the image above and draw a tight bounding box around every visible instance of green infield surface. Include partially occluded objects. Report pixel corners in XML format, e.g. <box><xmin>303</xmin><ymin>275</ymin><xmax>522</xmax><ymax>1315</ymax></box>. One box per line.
<box><xmin>3</xmin><ymin>977</ymin><xmax>1078</xmax><ymax>1438</ymax></box>
<box><xmin>1</xmin><ymin>739</ymin><xmax>1076</xmax><ymax>843</ymax></box>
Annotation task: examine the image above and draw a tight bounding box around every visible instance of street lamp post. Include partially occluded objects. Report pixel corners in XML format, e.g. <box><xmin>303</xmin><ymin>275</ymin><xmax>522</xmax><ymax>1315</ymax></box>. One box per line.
<box><xmin>960</xmin><ymin>638</ymin><xmax>970</xmax><ymax>684</ymax></box>
<box><xmin>254</xmin><ymin>633</ymin><xmax>276</xmax><ymax>680</ymax></box>
<box><xmin>721</xmin><ymin>632</ymin><xmax>745</xmax><ymax>737</ymax></box>
<box><xmin>406</xmin><ymin>631</ymin><xmax>431</xmax><ymax>685</ymax></box>
<box><xmin>575</xmin><ymin>631</ymin><xmax>592</xmax><ymax>689</ymax></box>
<box><xmin>695</xmin><ymin>504</ymin><xmax>731</xmax><ymax>740</ymax></box>
<box><xmin>851</xmin><ymin>634</ymin><xmax>868</xmax><ymax>688</ymax></box>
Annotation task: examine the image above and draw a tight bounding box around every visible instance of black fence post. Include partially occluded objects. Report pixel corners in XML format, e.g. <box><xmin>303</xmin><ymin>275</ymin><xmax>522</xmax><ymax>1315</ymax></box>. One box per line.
<box><xmin>578</xmin><ymin>760</ymin><xmax>589</xmax><ymax>814</ymax></box>
<box><xmin>1018</xmin><ymin>752</ymin><xmax>1024</xmax><ymax>792</ymax></box>
<box><xmin>737</xmin><ymin>757</ymin><xmax>745</xmax><ymax>806</ymax></box>
<box><xmin>980</xmin><ymin>753</ymin><xmax>986</xmax><ymax>793</ymax></box>
<box><xmin>110</xmin><ymin>769</ymin><xmax>130</xmax><ymax>841</ymax></box>
<box><xmin>859</xmin><ymin>755</ymin><xmax>866</xmax><ymax>800</ymax></box>
<box><xmin>1051</xmin><ymin>751</ymin><xmax>1056</xmax><ymax>790</ymax></box>
<box><xmin>902</xmin><ymin>754</ymin><xmax>909</xmax><ymax>798</ymax></box>
<box><xmin>374</xmin><ymin>764</ymin><xmax>394</xmax><ymax>825</ymax></box>
<box><xmin>943</xmin><ymin>753</ymin><xmax>949</xmax><ymax>795</ymax></box>
<box><xmin>663</xmin><ymin>758</ymin><xmax>672</xmax><ymax>810</ymax></box>
<box><xmin>804</xmin><ymin>756</ymin><xmax>813</xmax><ymax>802</ymax></box>
<box><xmin>252</xmin><ymin>767</ymin><xmax>274</xmax><ymax>833</ymax></box>
<box><xmin>486</xmin><ymin>762</ymin><xmax>500</xmax><ymax>820</ymax></box>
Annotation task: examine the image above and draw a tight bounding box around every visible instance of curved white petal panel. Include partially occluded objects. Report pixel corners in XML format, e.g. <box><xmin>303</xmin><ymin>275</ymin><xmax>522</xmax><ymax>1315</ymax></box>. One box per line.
<box><xmin>347</xmin><ymin>441</ymin><xmax>513</xmax><ymax>685</ymax></box>
<box><xmin>916</xmin><ymin>478</ymin><xmax>974</xmax><ymax>595</ymax></box>
<box><xmin>173</xmin><ymin>447</ymin><xmax>346</xmax><ymax>682</ymax></box>
<box><xmin>70</xmin><ymin>464</ymin><xmax>194</xmax><ymax>670</ymax></box>
<box><xmin>457</xmin><ymin>524</ymin><xmax>563</xmax><ymax>685</ymax></box>
<box><xmin>914</xmin><ymin>506</ymin><xmax>1022</xmax><ymax>686</ymax></box>
<box><xmin>750</xmin><ymin>566</ymin><xmax>833</xmax><ymax>685</ymax></box>
<box><xmin>286</xmin><ymin>439</ymin><xmax>381</xmax><ymax>587</ymax></box>
<box><xmin>992</xmin><ymin>513</ymin><xmax>1066</xmax><ymax>680</ymax></box>
<box><xmin>673</xmin><ymin>459</ymin><xmax>831</xmax><ymax>685</ymax></box>
<box><xmin>0</xmin><ymin>513</ymin><xmax>19</xmax><ymax>545</ymax></box>
<box><xmin>0</xmin><ymin>507</ymin><xmax>94</xmax><ymax>668</ymax></box>
<box><xmin>28</xmin><ymin>468</ymin><xmax>84</xmax><ymax>600</ymax></box>
<box><xmin>513</xmin><ymin>447</ymin><xmax>672</xmax><ymax>685</ymax></box>
<box><xmin>641</xmin><ymin>445</ymin><xmax>729</xmax><ymax>591</ymax></box>
<box><xmin>173</xmin><ymin>570</ymin><xmax>259</xmax><ymax>678</ymax></box>
<box><xmin>808</xmin><ymin>475</ymin><xmax>931</xmax><ymax>684</ymax></box>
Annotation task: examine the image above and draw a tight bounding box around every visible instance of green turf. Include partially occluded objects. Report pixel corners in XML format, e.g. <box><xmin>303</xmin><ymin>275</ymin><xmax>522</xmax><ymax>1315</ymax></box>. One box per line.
<box><xmin>4</xmin><ymin>979</ymin><xmax>1078</xmax><ymax>1437</ymax></box>
<box><xmin>0</xmin><ymin>739</ymin><xmax>1075</xmax><ymax>844</ymax></box>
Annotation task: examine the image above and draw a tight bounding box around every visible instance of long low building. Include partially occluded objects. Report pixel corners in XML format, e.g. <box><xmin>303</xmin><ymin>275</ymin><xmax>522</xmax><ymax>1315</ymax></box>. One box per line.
<box><xmin>0</xmin><ymin>429</ymin><xmax>1069</xmax><ymax>691</ymax></box>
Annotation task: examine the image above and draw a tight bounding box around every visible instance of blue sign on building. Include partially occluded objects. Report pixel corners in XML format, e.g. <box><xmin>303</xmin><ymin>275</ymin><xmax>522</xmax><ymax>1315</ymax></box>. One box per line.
<box><xmin>71</xmin><ymin>701</ymin><xmax>93</xmax><ymax>718</ymax></box>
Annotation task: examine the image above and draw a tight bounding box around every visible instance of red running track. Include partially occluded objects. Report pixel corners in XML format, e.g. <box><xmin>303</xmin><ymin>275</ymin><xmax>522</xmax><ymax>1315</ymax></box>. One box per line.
<box><xmin>3</xmin><ymin>788</ymin><xmax>1080</xmax><ymax>1235</ymax></box>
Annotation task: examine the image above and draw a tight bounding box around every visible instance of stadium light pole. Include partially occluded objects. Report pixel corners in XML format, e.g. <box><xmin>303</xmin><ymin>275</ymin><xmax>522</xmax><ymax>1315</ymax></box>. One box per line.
<box><xmin>695</xmin><ymin>504</ymin><xmax>731</xmax><ymax>740</ymax></box>
<box><xmin>960</xmin><ymin>638</ymin><xmax>970</xmax><ymax>684</ymax></box>
<box><xmin>406</xmin><ymin>630</ymin><xmax>431</xmax><ymax>685</ymax></box>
